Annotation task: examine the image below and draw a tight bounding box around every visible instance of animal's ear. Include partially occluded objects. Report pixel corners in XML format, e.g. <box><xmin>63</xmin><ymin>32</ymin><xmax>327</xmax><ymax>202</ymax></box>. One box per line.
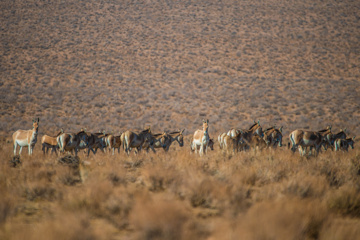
<box><xmin>353</xmin><ymin>136</ymin><xmax>356</xmax><ymax>140</ymax></box>
<box><xmin>258</xmin><ymin>120</ymin><xmax>260</xmax><ymax>125</ymax></box>
<box><xmin>181</xmin><ymin>129</ymin><xmax>185</xmax><ymax>134</ymax></box>
<box><xmin>207</xmin><ymin>119</ymin><xmax>209</xmax><ymax>123</ymax></box>
<box><xmin>203</xmin><ymin>119</ymin><xmax>205</xmax><ymax>123</ymax></box>
<box><xmin>38</xmin><ymin>118</ymin><xmax>39</xmax><ymax>122</ymax></box>
<box><xmin>280</xmin><ymin>126</ymin><xmax>283</xmax><ymax>133</ymax></box>
<box><xmin>61</xmin><ymin>128</ymin><xmax>64</xmax><ymax>133</ymax></box>
<box><xmin>344</xmin><ymin>128</ymin><xmax>347</xmax><ymax>133</ymax></box>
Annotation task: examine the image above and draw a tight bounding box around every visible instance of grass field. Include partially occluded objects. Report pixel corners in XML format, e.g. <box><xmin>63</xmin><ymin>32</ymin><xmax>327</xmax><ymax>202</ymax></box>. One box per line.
<box><xmin>1</xmin><ymin>143</ymin><xmax>360</xmax><ymax>239</ymax></box>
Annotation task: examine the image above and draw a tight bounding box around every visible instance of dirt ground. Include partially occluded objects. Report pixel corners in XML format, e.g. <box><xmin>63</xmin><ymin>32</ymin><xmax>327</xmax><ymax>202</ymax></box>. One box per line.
<box><xmin>1</xmin><ymin>0</ymin><xmax>359</xmax><ymax>140</ymax></box>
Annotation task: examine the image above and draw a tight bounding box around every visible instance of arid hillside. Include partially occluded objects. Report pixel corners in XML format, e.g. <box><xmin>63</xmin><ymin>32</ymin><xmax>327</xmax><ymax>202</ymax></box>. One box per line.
<box><xmin>1</xmin><ymin>0</ymin><xmax>360</xmax><ymax>137</ymax></box>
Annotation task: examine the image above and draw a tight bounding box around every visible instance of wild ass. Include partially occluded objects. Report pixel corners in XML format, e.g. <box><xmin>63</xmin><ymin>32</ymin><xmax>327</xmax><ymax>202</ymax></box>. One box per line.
<box><xmin>237</xmin><ymin>121</ymin><xmax>264</xmax><ymax>151</ymax></box>
<box><xmin>192</xmin><ymin>119</ymin><xmax>210</xmax><ymax>155</ymax></box>
<box><xmin>13</xmin><ymin>118</ymin><xmax>39</xmax><ymax>155</ymax></box>
<box><xmin>218</xmin><ymin>132</ymin><xmax>227</xmax><ymax>150</ymax></box>
<box><xmin>263</xmin><ymin>126</ymin><xmax>283</xmax><ymax>148</ymax></box>
<box><xmin>57</xmin><ymin>130</ymin><xmax>89</xmax><ymax>156</ymax></box>
<box><xmin>105</xmin><ymin>132</ymin><xmax>122</xmax><ymax>155</ymax></box>
<box><xmin>122</xmin><ymin>128</ymin><xmax>154</xmax><ymax>155</ymax></box>
<box><xmin>41</xmin><ymin>129</ymin><xmax>63</xmax><ymax>154</ymax></box>
<box><xmin>289</xmin><ymin>126</ymin><xmax>332</xmax><ymax>156</ymax></box>
<box><xmin>325</xmin><ymin>129</ymin><xmax>347</xmax><ymax>150</ymax></box>
<box><xmin>164</xmin><ymin>129</ymin><xmax>185</xmax><ymax>151</ymax></box>
<box><xmin>86</xmin><ymin>132</ymin><xmax>109</xmax><ymax>156</ymax></box>
<box><xmin>334</xmin><ymin>137</ymin><xmax>355</xmax><ymax>152</ymax></box>
<box><xmin>191</xmin><ymin>137</ymin><xmax>214</xmax><ymax>152</ymax></box>
<box><xmin>142</xmin><ymin>132</ymin><xmax>169</xmax><ymax>152</ymax></box>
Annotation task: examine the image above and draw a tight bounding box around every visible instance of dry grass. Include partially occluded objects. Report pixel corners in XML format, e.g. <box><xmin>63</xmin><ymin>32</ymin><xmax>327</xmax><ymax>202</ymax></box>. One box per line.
<box><xmin>1</xmin><ymin>141</ymin><xmax>360</xmax><ymax>239</ymax></box>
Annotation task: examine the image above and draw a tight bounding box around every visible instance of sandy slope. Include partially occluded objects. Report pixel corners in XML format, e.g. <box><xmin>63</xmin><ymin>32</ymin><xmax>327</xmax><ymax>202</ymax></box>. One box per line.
<box><xmin>1</xmin><ymin>0</ymin><xmax>359</xmax><ymax>139</ymax></box>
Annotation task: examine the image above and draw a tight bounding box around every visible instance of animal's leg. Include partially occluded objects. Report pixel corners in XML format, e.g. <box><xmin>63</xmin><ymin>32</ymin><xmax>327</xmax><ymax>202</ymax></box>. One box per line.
<box><xmin>19</xmin><ymin>146</ymin><xmax>23</xmax><ymax>155</ymax></box>
<box><xmin>14</xmin><ymin>142</ymin><xmax>18</xmax><ymax>155</ymax></box>
<box><xmin>42</xmin><ymin>144</ymin><xmax>45</xmax><ymax>154</ymax></box>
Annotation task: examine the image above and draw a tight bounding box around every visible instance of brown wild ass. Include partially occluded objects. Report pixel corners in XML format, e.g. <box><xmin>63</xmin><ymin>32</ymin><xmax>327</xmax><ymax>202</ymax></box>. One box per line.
<box><xmin>192</xmin><ymin>119</ymin><xmax>210</xmax><ymax>155</ymax></box>
<box><xmin>122</xmin><ymin>128</ymin><xmax>154</xmax><ymax>155</ymax></box>
<box><xmin>218</xmin><ymin>132</ymin><xmax>227</xmax><ymax>150</ymax></box>
<box><xmin>324</xmin><ymin>129</ymin><xmax>347</xmax><ymax>150</ymax></box>
<box><xmin>263</xmin><ymin>126</ymin><xmax>283</xmax><ymax>148</ymax></box>
<box><xmin>289</xmin><ymin>126</ymin><xmax>332</xmax><ymax>156</ymax></box>
<box><xmin>105</xmin><ymin>133</ymin><xmax>122</xmax><ymax>155</ymax></box>
<box><xmin>142</xmin><ymin>132</ymin><xmax>169</xmax><ymax>152</ymax></box>
<box><xmin>41</xmin><ymin>129</ymin><xmax>63</xmax><ymax>154</ymax></box>
<box><xmin>221</xmin><ymin>134</ymin><xmax>237</xmax><ymax>154</ymax></box>
<box><xmin>237</xmin><ymin>121</ymin><xmax>264</xmax><ymax>151</ymax></box>
<box><xmin>191</xmin><ymin>137</ymin><xmax>214</xmax><ymax>152</ymax></box>
<box><xmin>13</xmin><ymin>118</ymin><xmax>39</xmax><ymax>155</ymax></box>
<box><xmin>57</xmin><ymin>130</ymin><xmax>89</xmax><ymax>156</ymax></box>
<box><xmin>334</xmin><ymin>137</ymin><xmax>355</xmax><ymax>152</ymax></box>
<box><xmin>164</xmin><ymin>129</ymin><xmax>185</xmax><ymax>151</ymax></box>
<box><xmin>86</xmin><ymin>132</ymin><xmax>109</xmax><ymax>156</ymax></box>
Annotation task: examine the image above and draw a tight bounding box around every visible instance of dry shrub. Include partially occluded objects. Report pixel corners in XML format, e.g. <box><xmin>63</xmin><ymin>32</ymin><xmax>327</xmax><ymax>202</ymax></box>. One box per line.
<box><xmin>5</xmin><ymin>211</ymin><xmax>97</xmax><ymax>240</ymax></box>
<box><xmin>212</xmin><ymin>198</ymin><xmax>328</xmax><ymax>240</ymax></box>
<box><xmin>63</xmin><ymin>177</ymin><xmax>133</xmax><ymax>229</ymax></box>
<box><xmin>23</xmin><ymin>182</ymin><xmax>60</xmax><ymax>202</ymax></box>
<box><xmin>189</xmin><ymin>177</ymin><xmax>228</xmax><ymax>210</ymax></box>
<box><xmin>319</xmin><ymin>218</ymin><xmax>360</xmax><ymax>240</ymax></box>
<box><xmin>130</xmin><ymin>194</ymin><xmax>189</xmax><ymax>240</ymax></box>
<box><xmin>282</xmin><ymin>174</ymin><xmax>328</xmax><ymax>199</ymax></box>
<box><xmin>326</xmin><ymin>185</ymin><xmax>360</xmax><ymax>217</ymax></box>
<box><xmin>0</xmin><ymin>195</ymin><xmax>13</xmax><ymax>226</ymax></box>
<box><xmin>140</xmin><ymin>165</ymin><xmax>181</xmax><ymax>192</ymax></box>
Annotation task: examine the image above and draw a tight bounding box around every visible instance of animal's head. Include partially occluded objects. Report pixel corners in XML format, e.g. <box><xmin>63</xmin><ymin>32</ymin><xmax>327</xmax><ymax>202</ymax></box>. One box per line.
<box><xmin>32</xmin><ymin>118</ymin><xmax>39</xmax><ymax>131</ymax></box>
<box><xmin>202</xmin><ymin>119</ymin><xmax>209</xmax><ymax>133</ymax></box>
<box><xmin>177</xmin><ymin>129</ymin><xmax>185</xmax><ymax>147</ymax></box>
<box><xmin>253</xmin><ymin>120</ymin><xmax>263</xmax><ymax>137</ymax></box>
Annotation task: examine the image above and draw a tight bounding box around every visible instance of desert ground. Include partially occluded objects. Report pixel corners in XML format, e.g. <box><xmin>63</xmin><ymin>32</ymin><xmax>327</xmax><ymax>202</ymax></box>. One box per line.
<box><xmin>1</xmin><ymin>0</ymin><xmax>360</xmax><ymax>239</ymax></box>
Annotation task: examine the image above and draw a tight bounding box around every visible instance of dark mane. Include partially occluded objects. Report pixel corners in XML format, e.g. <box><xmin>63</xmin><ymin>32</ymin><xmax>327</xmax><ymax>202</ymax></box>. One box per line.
<box><xmin>249</xmin><ymin>123</ymin><xmax>258</xmax><ymax>130</ymax></box>
<box><xmin>169</xmin><ymin>131</ymin><xmax>181</xmax><ymax>135</ymax></box>
<box><xmin>265</xmin><ymin>126</ymin><xmax>275</xmax><ymax>132</ymax></box>
<box><xmin>318</xmin><ymin>128</ymin><xmax>331</xmax><ymax>133</ymax></box>
<box><xmin>153</xmin><ymin>133</ymin><xmax>164</xmax><ymax>137</ymax></box>
<box><xmin>141</xmin><ymin>128</ymin><xmax>151</xmax><ymax>134</ymax></box>
<box><xmin>55</xmin><ymin>130</ymin><xmax>63</xmax><ymax>137</ymax></box>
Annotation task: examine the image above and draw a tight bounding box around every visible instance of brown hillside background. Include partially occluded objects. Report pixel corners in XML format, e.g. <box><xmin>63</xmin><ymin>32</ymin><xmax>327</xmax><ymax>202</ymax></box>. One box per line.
<box><xmin>1</xmin><ymin>0</ymin><xmax>360</xmax><ymax>138</ymax></box>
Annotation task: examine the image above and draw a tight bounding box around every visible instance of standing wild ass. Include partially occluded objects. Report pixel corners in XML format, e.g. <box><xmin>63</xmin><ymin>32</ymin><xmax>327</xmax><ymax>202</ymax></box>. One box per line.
<box><xmin>105</xmin><ymin>132</ymin><xmax>122</xmax><ymax>155</ymax></box>
<box><xmin>142</xmin><ymin>132</ymin><xmax>169</xmax><ymax>152</ymax></box>
<box><xmin>57</xmin><ymin>130</ymin><xmax>89</xmax><ymax>156</ymax></box>
<box><xmin>122</xmin><ymin>128</ymin><xmax>154</xmax><ymax>155</ymax></box>
<box><xmin>191</xmin><ymin>137</ymin><xmax>214</xmax><ymax>152</ymax></box>
<box><xmin>42</xmin><ymin>129</ymin><xmax>63</xmax><ymax>154</ymax></box>
<box><xmin>263</xmin><ymin>126</ymin><xmax>283</xmax><ymax>148</ymax></box>
<box><xmin>334</xmin><ymin>137</ymin><xmax>355</xmax><ymax>152</ymax></box>
<box><xmin>192</xmin><ymin>119</ymin><xmax>210</xmax><ymax>155</ymax></box>
<box><xmin>237</xmin><ymin>121</ymin><xmax>264</xmax><ymax>151</ymax></box>
<box><xmin>289</xmin><ymin>126</ymin><xmax>332</xmax><ymax>156</ymax></box>
<box><xmin>164</xmin><ymin>129</ymin><xmax>185</xmax><ymax>151</ymax></box>
<box><xmin>13</xmin><ymin>118</ymin><xmax>39</xmax><ymax>155</ymax></box>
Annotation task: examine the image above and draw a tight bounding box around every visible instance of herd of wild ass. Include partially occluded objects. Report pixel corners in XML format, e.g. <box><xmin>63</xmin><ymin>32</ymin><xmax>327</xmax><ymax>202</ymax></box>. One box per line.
<box><xmin>12</xmin><ymin>119</ymin><xmax>356</xmax><ymax>157</ymax></box>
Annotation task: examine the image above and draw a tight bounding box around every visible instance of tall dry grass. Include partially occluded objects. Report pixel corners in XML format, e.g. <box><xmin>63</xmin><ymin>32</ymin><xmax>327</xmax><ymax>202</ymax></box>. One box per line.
<box><xmin>1</xmin><ymin>140</ymin><xmax>360</xmax><ymax>239</ymax></box>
